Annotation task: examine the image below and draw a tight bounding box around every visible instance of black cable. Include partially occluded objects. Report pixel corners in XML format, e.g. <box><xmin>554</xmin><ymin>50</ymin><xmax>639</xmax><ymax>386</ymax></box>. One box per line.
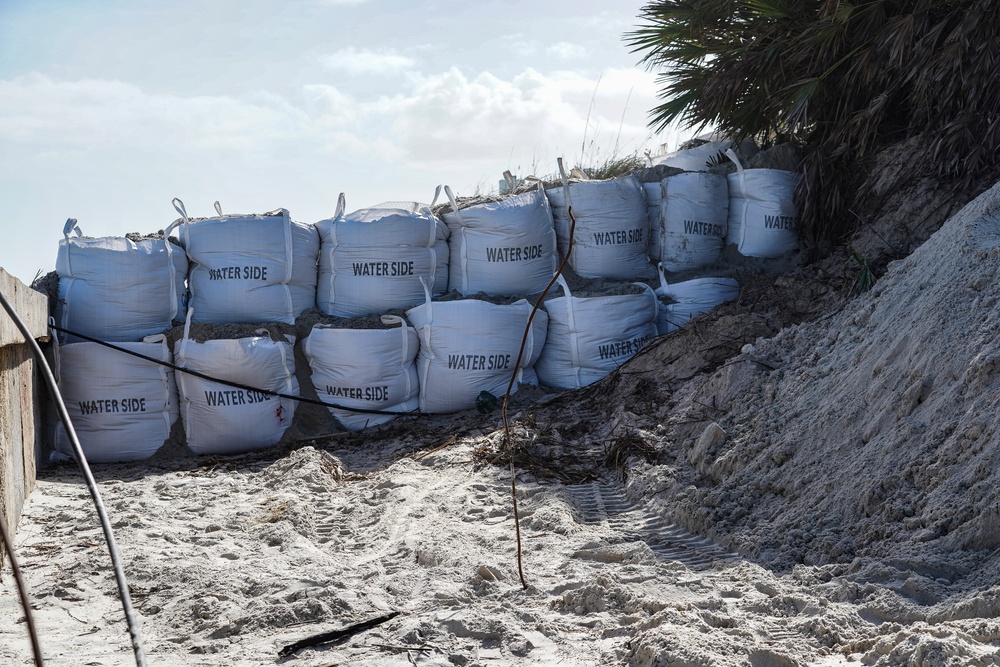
<box><xmin>0</xmin><ymin>290</ymin><xmax>147</xmax><ymax>667</ymax></box>
<box><xmin>0</xmin><ymin>510</ymin><xmax>44</xmax><ymax>666</ymax></box>
<box><xmin>49</xmin><ymin>324</ymin><xmax>421</xmax><ymax>418</ymax></box>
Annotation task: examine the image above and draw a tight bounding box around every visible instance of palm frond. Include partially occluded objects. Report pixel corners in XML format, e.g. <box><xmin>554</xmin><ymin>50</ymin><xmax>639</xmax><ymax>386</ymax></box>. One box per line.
<box><xmin>627</xmin><ymin>0</ymin><xmax>1000</xmax><ymax>245</ymax></box>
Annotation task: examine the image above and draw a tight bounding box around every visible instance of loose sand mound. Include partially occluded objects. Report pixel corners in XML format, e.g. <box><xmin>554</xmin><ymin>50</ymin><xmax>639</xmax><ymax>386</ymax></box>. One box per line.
<box><xmin>657</xmin><ymin>180</ymin><xmax>1000</xmax><ymax>575</ymax></box>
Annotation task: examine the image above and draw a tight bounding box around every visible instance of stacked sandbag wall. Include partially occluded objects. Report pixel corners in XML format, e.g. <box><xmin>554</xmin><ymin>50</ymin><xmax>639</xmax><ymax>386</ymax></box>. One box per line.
<box><xmin>46</xmin><ymin>150</ymin><xmax>787</xmax><ymax>458</ymax></box>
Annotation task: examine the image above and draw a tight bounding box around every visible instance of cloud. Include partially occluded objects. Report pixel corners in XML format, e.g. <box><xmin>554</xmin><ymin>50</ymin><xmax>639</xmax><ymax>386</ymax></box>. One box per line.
<box><xmin>321</xmin><ymin>47</ymin><xmax>417</xmax><ymax>76</ymax></box>
<box><xmin>0</xmin><ymin>65</ymin><xmax>664</xmax><ymax>192</ymax></box>
<box><xmin>547</xmin><ymin>42</ymin><xmax>588</xmax><ymax>61</ymax></box>
<box><xmin>0</xmin><ymin>73</ymin><xmax>314</xmax><ymax>156</ymax></box>
<box><xmin>0</xmin><ymin>74</ymin><xmax>370</xmax><ymax>162</ymax></box>
<box><xmin>368</xmin><ymin>66</ymin><xmax>661</xmax><ymax>173</ymax></box>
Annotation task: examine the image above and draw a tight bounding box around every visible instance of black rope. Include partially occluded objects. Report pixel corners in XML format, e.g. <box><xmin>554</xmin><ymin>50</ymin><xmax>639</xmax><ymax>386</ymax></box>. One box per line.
<box><xmin>49</xmin><ymin>324</ymin><xmax>421</xmax><ymax>418</ymax></box>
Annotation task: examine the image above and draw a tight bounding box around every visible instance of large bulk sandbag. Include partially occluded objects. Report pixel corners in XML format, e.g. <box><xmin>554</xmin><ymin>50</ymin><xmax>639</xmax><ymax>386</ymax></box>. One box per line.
<box><xmin>725</xmin><ymin>150</ymin><xmax>799</xmax><ymax>258</ymax></box>
<box><xmin>546</xmin><ymin>173</ymin><xmax>652</xmax><ymax>280</ymax></box>
<box><xmin>659</xmin><ymin>172</ymin><xmax>729</xmax><ymax>272</ymax></box>
<box><xmin>644</xmin><ymin>182</ymin><xmax>663</xmax><ymax>261</ymax></box>
<box><xmin>176</xmin><ymin>199</ymin><xmax>319</xmax><ymax>325</ymax></box>
<box><xmin>53</xmin><ymin>333</ymin><xmax>179</xmax><ymax>463</ymax></box>
<box><xmin>316</xmin><ymin>194</ymin><xmax>449</xmax><ymax>317</ymax></box>
<box><xmin>442</xmin><ymin>185</ymin><xmax>557</xmax><ymax>296</ymax></box>
<box><xmin>173</xmin><ymin>312</ymin><xmax>298</xmax><ymax>455</ymax></box>
<box><xmin>302</xmin><ymin>316</ymin><xmax>419</xmax><ymax>431</ymax></box>
<box><xmin>654</xmin><ymin>264</ymin><xmax>740</xmax><ymax>334</ymax></box>
<box><xmin>535</xmin><ymin>276</ymin><xmax>658</xmax><ymax>389</ymax></box>
<box><xmin>406</xmin><ymin>282</ymin><xmax>548</xmax><ymax>414</ymax></box>
<box><xmin>55</xmin><ymin>218</ymin><xmax>187</xmax><ymax>343</ymax></box>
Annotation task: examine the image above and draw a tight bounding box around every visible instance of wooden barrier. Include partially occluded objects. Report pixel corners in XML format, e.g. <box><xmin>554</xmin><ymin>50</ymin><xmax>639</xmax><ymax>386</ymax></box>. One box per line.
<box><xmin>0</xmin><ymin>268</ymin><xmax>48</xmax><ymax>561</ymax></box>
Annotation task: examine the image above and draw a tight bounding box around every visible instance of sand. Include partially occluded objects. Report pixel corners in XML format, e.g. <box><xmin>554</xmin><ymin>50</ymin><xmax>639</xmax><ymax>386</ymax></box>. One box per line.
<box><xmin>5</xmin><ymin>153</ymin><xmax>1000</xmax><ymax>665</ymax></box>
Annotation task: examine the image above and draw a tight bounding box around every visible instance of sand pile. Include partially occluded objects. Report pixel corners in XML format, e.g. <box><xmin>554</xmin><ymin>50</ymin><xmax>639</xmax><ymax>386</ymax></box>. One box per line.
<box><xmin>655</xmin><ymin>180</ymin><xmax>1000</xmax><ymax>571</ymax></box>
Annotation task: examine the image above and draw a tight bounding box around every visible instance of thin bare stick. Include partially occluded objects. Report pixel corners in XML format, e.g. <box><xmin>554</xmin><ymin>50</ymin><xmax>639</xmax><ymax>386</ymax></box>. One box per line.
<box><xmin>501</xmin><ymin>198</ymin><xmax>577</xmax><ymax>590</ymax></box>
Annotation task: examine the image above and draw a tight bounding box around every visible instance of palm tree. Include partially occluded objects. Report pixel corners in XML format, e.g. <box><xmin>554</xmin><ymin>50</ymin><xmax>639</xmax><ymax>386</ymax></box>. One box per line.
<box><xmin>627</xmin><ymin>0</ymin><xmax>1000</xmax><ymax>252</ymax></box>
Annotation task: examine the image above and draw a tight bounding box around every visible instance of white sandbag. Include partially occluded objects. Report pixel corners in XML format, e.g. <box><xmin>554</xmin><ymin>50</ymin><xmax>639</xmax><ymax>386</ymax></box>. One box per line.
<box><xmin>546</xmin><ymin>172</ymin><xmax>652</xmax><ymax>280</ymax></box>
<box><xmin>443</xmin><ymin>185</ymin><xmax>557</xmax><ymax>296</ymax></box>
<box><xmin>174</xmin><ymin>311</ymin><xmax>298</xmax><ymax>455</ymax></box>
<box><xmin>726</xmin><ymin>150</ymin><xmax>799</xmax><ymax>257</ymax></box>
<box><xmin>53</xmin><ymin>333</ymin><xmax>178</xmax><ymax>463</ymax></box>
<box><xmin>176</xmin><ymin>199</ymin><xmax>319</xmax><ymax>325</ymax></box>
<box><xmin>654</xmin><ymin>265</ymin><xmax>740</xmax><ymax>334</ymax></box>
<box><xmin>316</xmin><ymin>194</ymin><xmax>449</xmax><ymax>317</ymax></box>
<box><xmin>650</xmin><ymin>140</ymin><xmax>734</xmax><ymax>171</ymax></box>
<box><xmin>658</xmin><ymin>172</ymin><xmax>729</xmax><ymax>272</ymax></box>
<box><xmin>649</xmin><ymin>139</ymin><xmax>757</xmax><ymax>171</ymax></box>
<box><xmin>644</xmin><ymin>182</ymin><xmax>663</xmax><ymax>261</ymax></box>
<box><xmin>406</xmin><ymin>281</ymin><xmax>548</xmax><ymax>414</ymax></box>
<box><xmin>302</xmin><ymin>316</ymin><xmax>419</xmax><ymax>431</ymax></box>
<box><xmin>535</xmin><ymin>276</ymin><xmax>658</xmax><ymax>389</ymax></box>
<box><xmin>55</xmin><ymin>218</ymin><xmax>187</xmax><ymax>343</ymax></box>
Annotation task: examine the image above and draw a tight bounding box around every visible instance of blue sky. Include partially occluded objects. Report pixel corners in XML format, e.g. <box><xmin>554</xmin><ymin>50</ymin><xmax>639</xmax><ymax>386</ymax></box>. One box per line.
<box><xmin>0</xmin><ymin>0</ymin><xmax>690</xmax><ymax>283</ymax></box>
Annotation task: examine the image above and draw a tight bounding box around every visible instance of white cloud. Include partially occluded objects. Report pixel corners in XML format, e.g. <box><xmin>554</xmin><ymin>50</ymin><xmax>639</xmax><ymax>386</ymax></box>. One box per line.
<box><xmin>367</xmin><ymin>66</ymin><xmax>661</xmax><ymax>175</ymax></box>
<box><xmin>321</xmin><ymin>47</ymin><xmax>417</xmax><ymax>76</ymax></box>
<box><xmin>547</xmin><ymin>42</ymin><xmax>588</xmax><ymax>61</ymax></box>
<box><xmin>309</xmin><ymin>0</ymin><xmax>371</xmax><ymax>5</ymax></box>
<box><xmin>0</xmin><ymin>73</ymin><xmax>314</xmax><ymax>156</ymax></box>
<box><xmin>0</xmin><ymin>65</ymin><xmax>663</xmax><ymax>194</ymax></box>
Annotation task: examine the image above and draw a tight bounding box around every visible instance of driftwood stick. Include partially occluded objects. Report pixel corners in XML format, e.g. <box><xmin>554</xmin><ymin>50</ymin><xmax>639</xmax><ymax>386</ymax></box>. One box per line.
<box><xmin>278</xmin><ymin>611</ymin><xmax>401</xmax><ymax>659</ymax></box>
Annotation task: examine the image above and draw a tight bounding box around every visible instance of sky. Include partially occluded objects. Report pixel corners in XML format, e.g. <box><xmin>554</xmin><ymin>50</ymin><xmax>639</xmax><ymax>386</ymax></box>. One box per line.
<box><xmin>0</xmin><ymin>0</ymin><xmax>693</xmax><ymax>283</ymax></box>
